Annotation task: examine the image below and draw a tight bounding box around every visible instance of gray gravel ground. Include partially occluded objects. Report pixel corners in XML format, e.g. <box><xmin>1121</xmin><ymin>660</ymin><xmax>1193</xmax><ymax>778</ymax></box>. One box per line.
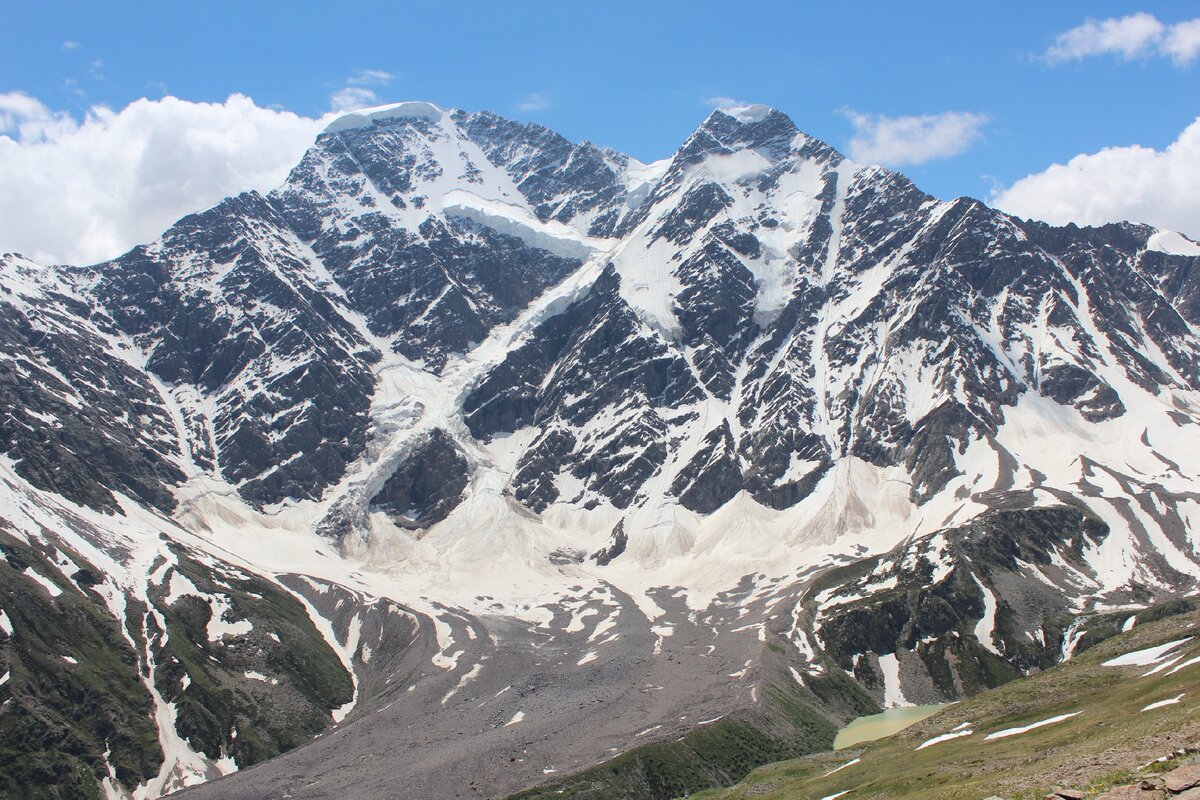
<box><xmin>171</xmin><ymin>572</ymin><xmax>809</xmax><ymax>800</ymax></box>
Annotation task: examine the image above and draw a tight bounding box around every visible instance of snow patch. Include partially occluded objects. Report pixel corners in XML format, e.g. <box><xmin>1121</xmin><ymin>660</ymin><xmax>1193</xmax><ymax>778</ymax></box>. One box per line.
<box><xmin>205</xmin><ymin>594</ymin><xmax>253</xmax><ymax>642</ymax></box>
<box><xmin>1147</xmin><ymin>230</ymin><xmax>1200</xmax><ymax>257</ymax></box>
<box><xmin>971</xmin><ymin>575</ymin><xmax>1002</xmax><ymax>655</ymax></box>
<box><xmin>1141</xmin><ymin>693</ymin><xmax>1184</xmax><ymax>712</ymax></box>
<box><xmin>1061</xmin><ymin>620</ymin><xmax>1088</xmax><ymax>662</ymax></box>
<box><xmin>324</xmin><ymin>101</ymin><xmax>446</xmax><ymax>134</ymax></box>
<box><xmin>242</xmin><ymin>671</ymin><xmax>278</xmax><ymax>685</ymax></box>
<box><xmin>441</xmin><ymin>662</ymin><xmax>483</xmax><ymax>705</ymax></box>
<box><xmin>823</xmin><ymin>757</ymin><xmax>860</xmax><ymax>776</ymax></box>
<box><xmin>1102</xmin><ymin>638</ymin><xmax>1191</xmax><ymax>667</ymax></box>
<box><xmin>164</xmin><ymin>571</ymin><xmax>202</xmax><ymax>605</ymax></box>
<box><xmin>24</xmin><ymin>567</ymin><xmax>62</xmax><ymax>598</ymax></box>
<box><xmin>1167</xmin><ymin>654</ymin><xmax>1200</xmax><ymax>675</ymax></box>
<box><xmin>916</xmin><ymin>728</ymin><xmax>974</xmax><ymax>750</ymax></box>
<box><xmin>984</xmin><ymin>712</ymin><xmax>1080</xmax><ymax>741</ymax></box>
<box><xmin>878</xmin><ymin>652</ymin><xmax>911</xmax><ymax>708</ymax></box>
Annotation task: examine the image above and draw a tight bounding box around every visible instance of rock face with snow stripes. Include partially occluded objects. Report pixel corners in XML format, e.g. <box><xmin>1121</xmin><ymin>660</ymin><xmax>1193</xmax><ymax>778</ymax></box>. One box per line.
<box><xmin>2</xmin><ymin>100</ymin><xmax>1200</xmax><ymax>800</ymax></box>
<box><xmin>7</xmin><ymin>102</ymin><xmax>1199</xmax><ymax>533</ymax></box>
<box><xmin>810</xmin><ymin>505</ymin><xmax>1111</xmax><ymax>705</ymax></box>
<box><xmin>87</xmin><ymin>192</ymin><xmax>380</xmax><ymax>507</ymax></box>
<box><xmin>0</xmin><ymin>255</ymin><xmax>186</xmax><ymax>513</ymax></box>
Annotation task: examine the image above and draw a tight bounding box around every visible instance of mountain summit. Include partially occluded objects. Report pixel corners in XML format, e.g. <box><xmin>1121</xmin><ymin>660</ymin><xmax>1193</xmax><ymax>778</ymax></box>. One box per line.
<box><xmin>1</xmin><ymin>102</ymin><xmax>1199</xmax><ymax>799</ymax></box>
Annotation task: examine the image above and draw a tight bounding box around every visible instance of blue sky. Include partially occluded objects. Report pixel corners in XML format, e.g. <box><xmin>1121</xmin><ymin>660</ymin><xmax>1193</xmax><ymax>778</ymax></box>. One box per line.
<box><xmin>1</xmin><ymin>1</ymin><xmax>1198</xmax><ymax>263</ymax></box>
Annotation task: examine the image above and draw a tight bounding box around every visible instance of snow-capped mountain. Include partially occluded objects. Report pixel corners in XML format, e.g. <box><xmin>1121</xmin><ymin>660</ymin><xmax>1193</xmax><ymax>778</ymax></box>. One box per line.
<box><xmin>1</xmin><ymin>101</ymin><xmax>1199</xmax><ymax>799</ymax></box>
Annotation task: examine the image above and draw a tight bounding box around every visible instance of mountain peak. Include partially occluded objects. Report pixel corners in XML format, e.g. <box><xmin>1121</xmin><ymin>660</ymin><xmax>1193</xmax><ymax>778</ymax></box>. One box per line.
<box><xmin>708</xmin><ymin>103</ymin><xmax>778</xmax><ymax>124</ymax></box>
<box><xmin>671</xmin><ymin>103</ymin><xmax>830</xmax><ymax>169</ymax></box>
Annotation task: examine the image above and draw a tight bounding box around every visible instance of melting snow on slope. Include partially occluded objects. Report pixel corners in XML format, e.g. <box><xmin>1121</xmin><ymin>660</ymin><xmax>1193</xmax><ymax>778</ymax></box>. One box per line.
<box><xmin>1141</xmin><ymin>693</ymin><xmax>1184</xmax><ymax>712</ymax></box>
<box><xmin>163</xmin><ymin>571</ymin><xmax>202</xmax><ymax>604</ymax></box>
<box><xmin>916</xmin><ymin>722</ymin><xmax>974</xmax><ymax>750</ymax></box>
<box><xmin>878</xmin><ymin>653</ymin><xmax>911</xmax><ymax>708</ymax></box>
<box><xmin>971</xmin><ymin>575</ymin><xmax>1001</xmax><ymax>655</ymax></box>
<box><xmin>23</xmin><ymin>568</ymin><xmax>63</xmax><ymax>598</ymax></box>
<box><xmin>1167</xmin><ymin>655</ymin><xmax>1200</xmax><ymax>675</ymax></box>
<box><xmin>1060</xmin><ymin>620</ymin><xmax>1088</xmax><ymax>662</ymax></box>
<box><xmin>441</xmin><ymin>662</ymin><xmax>483</xmax><ymax>706</ymax></box>
<box><xmin>205</xmin><ymin>594</ymin><xmax>253</xmax><ymax>642</ymax></box>
<box><xmin>1102</xmin><ymin>638</ymin><xmax>1192</xmax><ymax>667</ymax></box>
<box><xmin>822</xmin><ymin>757</ymin><xmax>860</xmax><ymax>776</ymax></box>
<box><xmin>984</xmin><ymin>712</ymin><xmax>1080</xmax><ymax>741</ymax></box>
<box><xmin>242</xmin><ymin>671</ymin><xmax>278</xmax><ymax>685</ymax></box>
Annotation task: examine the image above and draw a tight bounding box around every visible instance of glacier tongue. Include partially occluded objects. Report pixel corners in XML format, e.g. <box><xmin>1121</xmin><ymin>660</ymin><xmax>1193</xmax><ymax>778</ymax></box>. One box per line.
<box><xmin>441</xmin><ymin>189</ymin><xmax>598</xmax><ymax>260</ymax></box>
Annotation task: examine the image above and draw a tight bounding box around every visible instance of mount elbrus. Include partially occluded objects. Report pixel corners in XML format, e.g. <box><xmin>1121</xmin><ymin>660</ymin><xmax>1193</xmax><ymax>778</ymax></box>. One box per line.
<box><xmin>1</xmin><ymin>101</ymin><xmax>1199</xmax><ymax>800</ymax></box>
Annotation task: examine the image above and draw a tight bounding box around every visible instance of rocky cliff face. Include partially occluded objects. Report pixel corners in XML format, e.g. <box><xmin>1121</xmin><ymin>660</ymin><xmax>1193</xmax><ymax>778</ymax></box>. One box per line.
<box><xmin>1</xmin><ymin>101</ymin><xmax>1199</xmax><ymax>799</ymax></box>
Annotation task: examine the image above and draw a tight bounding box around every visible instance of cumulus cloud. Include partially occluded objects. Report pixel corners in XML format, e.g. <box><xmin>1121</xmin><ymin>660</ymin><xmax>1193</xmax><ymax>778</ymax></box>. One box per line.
<box><xmin>61</xmin><ymin>40</ymin><xmax>79</xmax><ymax>50</ymax></box>
<box><xmin>1164</xmin><ymin>18</ymin><xmax>1200</xmax><ymax>65</ymax></box>
<box><xmin>517</xmin><ymin>91</ymin><xmax>551</xmax><ymax>112</ymax></box>
<box><xmin>991</xmin><ymin>116</ymin><xmax>1200</xmax><ymax>239</ymax></box>
<box><xmin>842</xmin><ymin>109</ymin><xmax>989</xmax><ymax>167</ymax></box>
<box><xmin>0</xmin><ymin>92</ymin><xmax>329</xmax><ymax>265</ymax></box>
<box><xmin>1043</xmin><ymin>13</ymin><xmax>1200</xmax><ymax>66</ymax></box>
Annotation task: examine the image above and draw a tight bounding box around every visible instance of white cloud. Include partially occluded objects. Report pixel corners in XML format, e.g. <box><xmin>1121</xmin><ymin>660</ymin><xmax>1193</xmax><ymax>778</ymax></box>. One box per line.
<box><xmin>991</xmin><ymin>116</ymin><xmax>1200</xmax><ymax>240</ymax></box>
<box><xmin>842</xmin><ymin>109</ymin><xmax>989</xmax><ymax>167</ymax></box>
<box><xmin>346</xmin><ymin>68</ymin><xmax>395</xmax><ymax>86</ymax></box>
<box><xmin>1043</xmin><ymin>13</ymin><xmax>1200</xmax><ymax>66</ymax></box>
<box><xmin>330</xmin><ymin>86</ymin><xmax>379</xmax><ymax>112</ymax></box>
<box><xmin>1044</xmin><ymin>12</ymin><xmax>1164</xmax><ymax>62</ymax></box>
<box><xmin>0</xmin><ymin>92</ymin><xmax>77</xmax><ymax>141</ymax></box>
<box><xmin>61</xmin><ymin>40</ymin><xmax>79</xmax><ymax>50</ymax></box>
<box><xmin>328</xmin><ymin>68</ymin><xmax>395</xmax><ymax>112</ymax></box>
<box><xmin>703</xmin><ymin>96</ymin><xmax>749</xmax><ymax>110</ymax></box>
<box><xmin>1164</xmin><ymin>18</ymin><xmax>1200</xmax><ymax>65</ymax></box>
<box><xmin>517</xmin><ymin>92</ymin><xmax>551</xmax><ymax>112</ymax></box>
<box><xmin>0</xmin><ymin>92</ymin><xmax>329</xmax><ymax>265</ymax></box>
